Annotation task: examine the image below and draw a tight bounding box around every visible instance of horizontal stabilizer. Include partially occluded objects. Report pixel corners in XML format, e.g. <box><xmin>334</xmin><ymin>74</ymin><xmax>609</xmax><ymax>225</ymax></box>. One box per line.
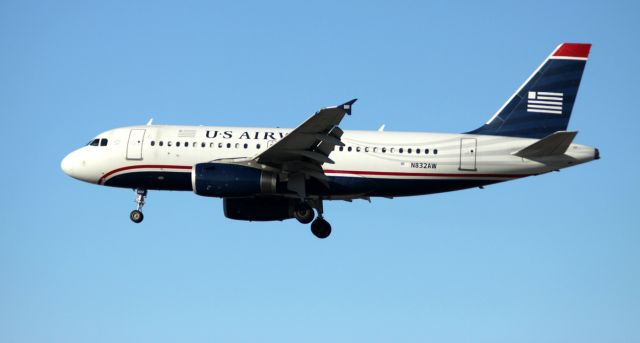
<box><xmin>514</xmin><ymin>131</ymin><xmax>578</xmax><ymax>158</ymax></box>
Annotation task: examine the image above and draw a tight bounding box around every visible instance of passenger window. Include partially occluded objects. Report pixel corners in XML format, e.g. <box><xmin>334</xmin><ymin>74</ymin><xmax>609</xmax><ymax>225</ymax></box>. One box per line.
<box><xmin>235</xmin><ymin>143</ymin><xmax>239</xmax><ymax>148</ymax></box>
<box><xmin>257</xmin><ymin>144</ymin><xmax>261</xmax><ymax>149</ymax></box>
<box><xmin>382</xmin><ymin>147</ymin><xmax>386</xmax><ymax>153</ymax></box>
<box><xmin>227</xmin><ymin>143</ymin><xmax>231</xmax><ymax>148</ymax></box>
<box><xmin>89</xmin><ymin>139</ymin><xmax>99</xmax><ymax>146</ymax></box>
<box><xmin>176</xmin><ymin>142</ymin><xmax>181</xmax><ymax>147</ymax></box>
<box><xmin>100</xmin><ymin>139</ymin><xmax>108</xmax><ymax>146</ymax></box>
<box><xmin>167</xmin><ymin>141</ymin><xmax>172</xmax><ymax>147</ymax></box>
<box><xmin>243</xmin><ymin>143</ymin><xmax>248</xmax><ymax>149</ymax></box>
<box><xmin>373</xmin><ymin>147</ymin><xmax>378</xmax><ymax>153</ymax></box>
<box><xmin>425</xmin><ymin>149</ymin><xmax>429</xmax><ymax>154</ymax></box>
<box><xmin>434</xmin><ymin>149</ymin><xmax>438</xmax><ymax>155</ymax></box>
<box><xmin>219</xmin><ymin>143</ymin><xmax>223</xmax><ymax>148</ymax></box>
<box><xmin>365</xmin><ymin>147</ymin><xmax>369</xmax><ymax>152</ymax></box>
<box><xmin>201</xmin><ymin>142</ymin><xmax>206</xmax><ymax>148</ymax></box>
<box><xmin>184</xmin><ymin>142</ymin><xmax>189</xmax><ymax>147</ymax></box>
<box><xmin>150</xmin><ymin>141</ymin><xmax>155</xmax><ymax>146</ymax></box>
<box><xmin>390</xmin><ymin>148</ymin><xmax>395</xmax><ymax>153</ymax></box>
<box><xmin>356</xmin><ymin>147</ymin><xmax>361</xmax><ymax>152</ymax></box>
<box><xmin>416</xmin><ymin>148</ymin><xmax>421</xmax><ymax>154</ymax></box>
<box><xmin>210</xmin><ymin>143</ymin><xmax>215</xmax><ymax>148</ymax></box>
<box><xmin>339</xmin><ymin>146</ymin><xmax>344</xmax><ymax>152</ymax></box>
<box><xmin>407</xmin><ymin>148</ymin><xmax>412</xmax><ymax>154</ymax></box>
<box><xmin>399</xmin><ymin>148</ymin><xmax>403</xmax><ymax>154</ymax></box>
<box><xmin>159</xmin><ymin>141</ymin><xmax>164</xmax><ymax>146</ymax></box>
<box><xmin>347</xmin><ymin>146</ymin><xmax>352</xmax><ymax>152</ymax></box>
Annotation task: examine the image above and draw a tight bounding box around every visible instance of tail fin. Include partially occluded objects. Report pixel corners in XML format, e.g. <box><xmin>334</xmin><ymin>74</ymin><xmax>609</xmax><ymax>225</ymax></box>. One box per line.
<box><xmin>469</xmin><ymin>43</ymin><xmax>591</xmax><ymax>138</ymax></box>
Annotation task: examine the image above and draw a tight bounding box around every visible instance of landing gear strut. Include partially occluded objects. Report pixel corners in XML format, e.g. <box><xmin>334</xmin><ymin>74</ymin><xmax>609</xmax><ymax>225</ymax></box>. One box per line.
<box><xmin>130</xmin><ymin>188</ymin><xmax>147</xmax><ymax>223</ymax></box>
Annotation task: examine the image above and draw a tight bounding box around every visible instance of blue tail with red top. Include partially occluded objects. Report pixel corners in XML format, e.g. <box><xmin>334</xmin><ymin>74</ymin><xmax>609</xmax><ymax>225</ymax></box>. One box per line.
<box><xmin>469</xmin><ymin>43</ymin><xmax>591</xmax><ymax>139</ymax></box>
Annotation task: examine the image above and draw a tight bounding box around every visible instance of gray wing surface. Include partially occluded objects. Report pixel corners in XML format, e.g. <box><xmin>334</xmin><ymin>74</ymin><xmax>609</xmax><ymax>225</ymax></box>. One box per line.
<box><xmin>254</xmin><ymin>99</ymin><xmax>357</xmax><ymax>184</ymax></box>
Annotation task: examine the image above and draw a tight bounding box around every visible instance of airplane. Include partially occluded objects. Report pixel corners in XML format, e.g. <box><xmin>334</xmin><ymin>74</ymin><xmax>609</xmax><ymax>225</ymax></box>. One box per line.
<box><xmin>61</xmin><ymin>43</ymin><xmax>598</xmax><ymax>239</ymax></box>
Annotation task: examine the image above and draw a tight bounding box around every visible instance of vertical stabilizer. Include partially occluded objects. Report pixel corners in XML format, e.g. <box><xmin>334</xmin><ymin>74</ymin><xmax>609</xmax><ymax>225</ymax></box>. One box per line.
<box><xmin>469</xmin><ymin>43</ymin><xmax>591</xmax><ymax>138</ymax></box>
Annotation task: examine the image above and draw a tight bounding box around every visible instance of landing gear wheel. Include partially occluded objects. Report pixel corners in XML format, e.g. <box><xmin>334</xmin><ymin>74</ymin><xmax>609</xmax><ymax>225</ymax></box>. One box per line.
<box><xmin>294</xmin><ymin>203</ymin><xmax>315</xmax><ymax>224</ymax></box>
<box><xmin>310</xmin><ymin>218</ymin><xmax>331</xmax><ymax>239</ymax></box>
<box><xmin>130</xmin><ymin>210</ymin><xmax>144</xmax><ymax>223</ymax></box>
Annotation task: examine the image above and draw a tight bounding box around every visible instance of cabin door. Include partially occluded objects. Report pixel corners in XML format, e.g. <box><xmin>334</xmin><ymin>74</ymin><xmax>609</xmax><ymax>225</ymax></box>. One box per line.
<box><xmin>126</xmin><ymin>129</ymin><xmax>146</xmax><ymax>160</ymax></box>
<box><xmin>459</xmin><ymin>138</ymin><xmax>477</xmax><ymax>171</ymax></box>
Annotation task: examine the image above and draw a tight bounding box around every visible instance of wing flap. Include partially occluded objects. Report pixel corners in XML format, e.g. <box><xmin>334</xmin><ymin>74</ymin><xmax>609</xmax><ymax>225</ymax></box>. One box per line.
<box><xmin>316</xmin><ymin>127</ymin><xmax>344</xmax><ymax>156</ymax></box>
<box><xmin>256</xmin><ymin>99</ymin><xmax>355</xmax><ymax>167</ymax></box>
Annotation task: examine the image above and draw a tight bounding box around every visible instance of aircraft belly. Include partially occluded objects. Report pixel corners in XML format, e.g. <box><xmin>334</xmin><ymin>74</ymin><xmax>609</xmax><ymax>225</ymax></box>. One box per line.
<box><xmin>104</xmin><ymin>171</ymin><xmax>193</xmax><ymax>191</ymax></box>
<box><xmin>306</xmin><ymin>176</ymin><xmax>503</xmax><ymax>197</ymax></box>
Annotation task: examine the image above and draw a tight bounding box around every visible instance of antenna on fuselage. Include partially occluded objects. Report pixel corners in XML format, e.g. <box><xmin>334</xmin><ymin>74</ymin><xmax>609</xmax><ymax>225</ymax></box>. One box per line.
<box><xmin>378</xmin><ymin>124</ymin><xmax>385</xmax><ymax>132</ymax></box>
<box><xmin>146</xmin><ymin>118</ymin><xmax>154</xmax><ymax>126</ymax></box>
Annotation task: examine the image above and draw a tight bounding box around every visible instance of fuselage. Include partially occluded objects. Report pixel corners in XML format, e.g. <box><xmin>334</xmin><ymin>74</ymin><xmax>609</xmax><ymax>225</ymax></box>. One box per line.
<box><xmin>61</xmin><ymin>125</ymin><xmax>598</xmax><ymax>199</ymax></box>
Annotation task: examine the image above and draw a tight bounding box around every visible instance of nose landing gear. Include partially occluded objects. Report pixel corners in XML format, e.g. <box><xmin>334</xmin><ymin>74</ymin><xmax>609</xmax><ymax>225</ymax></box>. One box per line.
<box><xmin>129</xmin><ymin>188</ymin><xmax>147</xmax><ymax>223</ymax></box>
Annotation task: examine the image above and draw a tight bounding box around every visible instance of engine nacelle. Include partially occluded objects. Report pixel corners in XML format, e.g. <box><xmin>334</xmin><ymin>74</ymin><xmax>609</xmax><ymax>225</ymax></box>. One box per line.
<box><xmin>223</xmin><ymin>197</ymin><xmax>295</xmax><ymax>221</ymax></box>
<box><xmin>192</xmin><ymin>163</ymin><xmax>277</xmax><ymax>197</ymax></box>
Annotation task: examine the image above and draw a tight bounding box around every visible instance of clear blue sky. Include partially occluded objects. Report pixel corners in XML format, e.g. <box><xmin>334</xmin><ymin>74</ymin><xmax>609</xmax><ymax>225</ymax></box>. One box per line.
<box><xmin>1</xmin><ymin>0</ymin><xmax>638</xmax><ymax>342</ymax></box>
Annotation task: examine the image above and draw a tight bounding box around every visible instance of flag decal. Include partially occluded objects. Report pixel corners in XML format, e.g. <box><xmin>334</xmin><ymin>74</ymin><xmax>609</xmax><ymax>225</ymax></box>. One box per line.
<box><xmin>527</xmin><ymin>91</ymin><xmax>563</xmax><ymax>114</ymax></box>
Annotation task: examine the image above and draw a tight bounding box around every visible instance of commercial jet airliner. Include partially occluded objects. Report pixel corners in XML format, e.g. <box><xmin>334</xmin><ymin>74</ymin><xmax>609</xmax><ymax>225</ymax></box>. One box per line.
<box><xmin>61</xmin><ymin>43</ymin><xmax>598</xmax><ymax>238</ymax></box>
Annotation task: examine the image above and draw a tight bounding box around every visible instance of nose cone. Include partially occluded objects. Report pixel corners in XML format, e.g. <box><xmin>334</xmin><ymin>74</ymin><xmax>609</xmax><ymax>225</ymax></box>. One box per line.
<box><xmin>61</xmin><ymin>153</ymin><xmax>74</xmax><ymax>176</ymax></box>
<box><xmin>60</xmin><ymin>148</ymin><xmax>101</xmax><ymax>184</ymax></box>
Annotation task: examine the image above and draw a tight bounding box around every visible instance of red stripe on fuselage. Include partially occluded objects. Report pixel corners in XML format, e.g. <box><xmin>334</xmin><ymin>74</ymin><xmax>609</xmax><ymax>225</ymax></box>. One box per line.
<box><xmin>323</xmin><ymin>169</ymin><xmax>531</xmax><ymax>178</ymax></box>
<box><xmin>99</xmin><ymin>164</ymin><xmax>193</xmax><ymax>184</ymax></box>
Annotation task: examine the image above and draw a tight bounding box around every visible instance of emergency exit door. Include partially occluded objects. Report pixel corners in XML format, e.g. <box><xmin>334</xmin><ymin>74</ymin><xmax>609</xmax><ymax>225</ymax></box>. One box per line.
<box><xmin>459</xmin><ymin>138</ymin><xmax>477</xmax><ymax>171</ymax></box>
<box><xmin>126</xmin><ymin>129</ymin><xmax>145</xmax><ymax>160</ymax></box>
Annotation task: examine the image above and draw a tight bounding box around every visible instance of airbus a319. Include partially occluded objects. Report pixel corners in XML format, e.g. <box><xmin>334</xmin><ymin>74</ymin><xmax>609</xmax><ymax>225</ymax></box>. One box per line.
<box><xmin>61</xmin><ymin>43</ymin><xmax>598</xmax><ymax>238</ymax></box>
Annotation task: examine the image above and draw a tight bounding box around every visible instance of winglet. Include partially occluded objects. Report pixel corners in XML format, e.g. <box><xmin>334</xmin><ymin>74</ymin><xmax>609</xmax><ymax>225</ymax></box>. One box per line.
<box><xmin>339</xmin><ymin>98</ymin><xmax>358</xmax><ymax>115</ymax></box>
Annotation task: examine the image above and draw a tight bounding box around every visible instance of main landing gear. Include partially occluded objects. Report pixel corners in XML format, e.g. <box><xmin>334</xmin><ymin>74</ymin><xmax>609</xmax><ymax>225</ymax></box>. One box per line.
<box><xmin>293</xmin><ymin>203</ymin><xmax>315</xmax><ymax>224</ymax></box>
<box><xmin>310</xmin><ymin>217</ymin><xmax>331</xmax><ymax>239</ymax></box>
<box><xmin>294</xmin><ymin>200</ymin><xmax>332</xmax><ymax>239</ymax></box>
<box><xmin>129</xmin><ymin>188</ymin><xmax>147</xmax><ymax>223</ymax></box>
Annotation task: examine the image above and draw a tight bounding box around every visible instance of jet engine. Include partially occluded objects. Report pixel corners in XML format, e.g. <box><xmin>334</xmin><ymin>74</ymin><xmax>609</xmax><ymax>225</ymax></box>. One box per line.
<box><xmin>223</xmin><ymin>197</ymin><xmax>296</xmax><ymax>221</ymax></box>
<box><xmin>192</xmin><ymin>163</ymin><xmax>278</xmax><ymax>197</ymax></box>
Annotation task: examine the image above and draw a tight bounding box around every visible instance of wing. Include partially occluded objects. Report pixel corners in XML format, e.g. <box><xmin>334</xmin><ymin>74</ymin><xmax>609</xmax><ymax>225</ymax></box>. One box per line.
<box><xmin>255</xmin><ymin>99</ymin><xmax>357</xmax><ymax>184</ymax></box>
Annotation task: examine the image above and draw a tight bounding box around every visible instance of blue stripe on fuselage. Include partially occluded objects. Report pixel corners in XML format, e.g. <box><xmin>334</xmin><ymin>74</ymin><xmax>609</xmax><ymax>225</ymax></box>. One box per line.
<box><xmin>103</xmin><ymin>171</ymin><xmax>505</xmax><ymax>197</ymax></box>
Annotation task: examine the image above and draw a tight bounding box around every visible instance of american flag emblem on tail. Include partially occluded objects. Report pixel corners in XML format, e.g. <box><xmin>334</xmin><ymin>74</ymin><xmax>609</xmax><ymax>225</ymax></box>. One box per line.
<box><xmin>527</xmin><ymin>91</ymin><xmax>563</xmax><ymax>114</ymax></box>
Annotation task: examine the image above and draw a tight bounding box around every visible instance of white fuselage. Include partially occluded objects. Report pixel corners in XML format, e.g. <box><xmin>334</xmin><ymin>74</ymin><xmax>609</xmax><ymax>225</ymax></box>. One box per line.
<box><xmin>61</xmin><ymin>125</ymin><xmax>598</xmax><ymax>198</ymax></box>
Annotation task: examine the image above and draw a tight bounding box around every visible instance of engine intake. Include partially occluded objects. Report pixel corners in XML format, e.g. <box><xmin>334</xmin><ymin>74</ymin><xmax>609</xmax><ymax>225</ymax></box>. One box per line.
<box><xmin>192</xmin><ymin>163</ymin><xmax>277</xmax><ymax>197</ymax></box>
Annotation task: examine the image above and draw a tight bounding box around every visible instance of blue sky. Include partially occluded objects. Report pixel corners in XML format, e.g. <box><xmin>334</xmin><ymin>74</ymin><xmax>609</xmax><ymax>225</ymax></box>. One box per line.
<box><xmin>1</xmin><ymin>0</ymin><xmax>639</xmax><ymax>342</ymax></box>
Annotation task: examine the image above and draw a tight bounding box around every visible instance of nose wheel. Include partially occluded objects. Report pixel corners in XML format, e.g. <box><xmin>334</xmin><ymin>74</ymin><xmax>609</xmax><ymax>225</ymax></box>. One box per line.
<box><xmin>130</xmin><ymin>189</ymin><xmax>147</xmax><ymax>223</ymax></box>
<box><xmin>130</xmin><ymin>210</ymin><xmax>144</xmax><ymax>223</ymax></box>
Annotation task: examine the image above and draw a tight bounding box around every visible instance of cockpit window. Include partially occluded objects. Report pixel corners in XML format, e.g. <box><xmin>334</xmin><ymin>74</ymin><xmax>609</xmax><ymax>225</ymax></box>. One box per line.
<box><xmin>88</xmin><ymin>139</ymin><xmax>99</xmax><ymax>146</ymax></box>
<box><xmin>100</xmin><ymin>138</ymin><xmax>108</xmax><ymax>146</ymax></box>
